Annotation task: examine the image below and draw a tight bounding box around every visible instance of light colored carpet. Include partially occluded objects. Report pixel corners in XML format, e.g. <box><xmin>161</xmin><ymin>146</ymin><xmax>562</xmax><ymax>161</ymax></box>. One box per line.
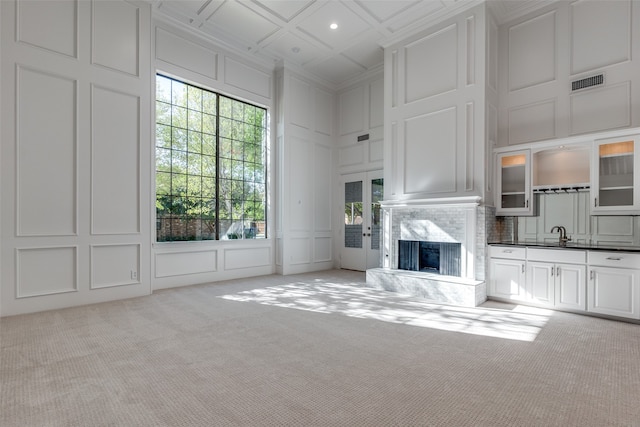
<box><xmin>1</xmin><ymin>269</ymin><xmax>639</xmax><ymax>426</ymax></box>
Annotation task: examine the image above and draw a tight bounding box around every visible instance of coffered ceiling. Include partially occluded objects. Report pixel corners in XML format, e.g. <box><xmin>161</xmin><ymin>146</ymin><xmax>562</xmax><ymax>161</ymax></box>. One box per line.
<box><xmin>152</xmin><ymin>0</ymin><xmax>555</xmax><ymax>88</ymax></box>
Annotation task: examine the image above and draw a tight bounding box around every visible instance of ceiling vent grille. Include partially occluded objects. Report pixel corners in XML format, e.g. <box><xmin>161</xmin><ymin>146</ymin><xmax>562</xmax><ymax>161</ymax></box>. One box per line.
<box><xmin>572</xmin><ymin>74</ymin><xmax>604</xmax><ymax>91</ymax></box>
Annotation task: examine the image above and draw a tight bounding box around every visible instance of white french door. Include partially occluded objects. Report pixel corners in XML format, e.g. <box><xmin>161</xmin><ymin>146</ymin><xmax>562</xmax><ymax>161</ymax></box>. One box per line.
<box><xmin>340</xmin><ymin>171</ymin><xmax>384</xmax><ymax>271</ymax></box>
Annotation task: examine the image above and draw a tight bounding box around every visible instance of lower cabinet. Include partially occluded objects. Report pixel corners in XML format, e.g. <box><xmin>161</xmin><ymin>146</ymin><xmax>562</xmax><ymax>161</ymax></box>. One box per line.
<box><xmin>526</xmin><ymin>261</ymin><xmax>586</xmax><ymax>310</ymax></box>
<box><xmin>488</xmin><ymin>246</ymin><xmax>526</xmax><ymax>300</ymax></box>
<box><xmin>587</xmin><ymin>252</ymin><xmax>640</xmax><ymax>319</ymax></box>
<box><xmin>490</xmin><ymin>258</ymin><xmax>526</xmax><ymax>300</ymax></box>
<box><xmin>489</xmin><ymin>247</ymin><xmax>640</xmax><ymax>320</ymax></box>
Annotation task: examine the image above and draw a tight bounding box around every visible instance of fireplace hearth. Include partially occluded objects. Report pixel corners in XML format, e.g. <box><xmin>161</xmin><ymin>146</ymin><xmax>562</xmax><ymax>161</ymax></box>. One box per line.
<box><xmin>365</xmin><ymin>197</ymin><xmax>490</xmax><ymax>307</ymax></box>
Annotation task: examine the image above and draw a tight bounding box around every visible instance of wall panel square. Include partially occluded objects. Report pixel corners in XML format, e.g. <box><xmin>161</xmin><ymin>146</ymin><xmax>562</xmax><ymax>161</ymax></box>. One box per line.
<box><xmin>570</xmin><ymin>0</ymin><xmax>630</xmax><ymax>74</ymax></box>
<box><xmin>91</xmin><ymin>85</ymin><xmax>140</xmax><ymax>235</ymax></box>
<box><xmin>405</xmin><ymin>24</ymin><xmax>457</xmax><ymax>103</ymax></box>
<box><xmin>90</xmin><ymin>244</ymin><xmax>140</xmax><ymax>289</ymax></box>
<box><xmin>508</xmin><ymin>11</ymin><xmax>556</xmax><ymax>91</ymax></box>
<box><xmin>17</xmin><ymin>67</ymin><xmax>77</xmax><ymax>236</ymax></box>
<box><xmin>17</xmin><ymin>0</ymin><xmax>77</xmax><ymax>57</ymax></box>
<box><xmin>403</xmin><ymin>107</ymin><xmax>457</xmax><ymax>194</ymax></box>
<box><xmin>92</xmin><ymin>1</ymin><xmax>139</xmax><ymax>75</ymax></box>
<box><xmin>155</xmin><ymin>28</ymin><xmax>218</xmax><ymax>80</ymax></box>
<box><xmin>17</xmin><ymin>247</ymin><xmax>77</xmax><ymax>298</ymax></box>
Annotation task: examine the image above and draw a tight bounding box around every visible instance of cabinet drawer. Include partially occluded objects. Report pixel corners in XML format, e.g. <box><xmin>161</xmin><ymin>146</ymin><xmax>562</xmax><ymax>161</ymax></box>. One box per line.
<box><xmin>588</xmin><ymin>251</ymin><xmax>640</xmax><ymax>269</ymax></box>
<box><xmin>489</xmin><ymin>246</ymin><xmax>526</xmax><ymax>260</ymax></box>
<box><xmin>527</xmin><ymin>248</ymin><xmax>586</xmax><ymax>264</ymax></box>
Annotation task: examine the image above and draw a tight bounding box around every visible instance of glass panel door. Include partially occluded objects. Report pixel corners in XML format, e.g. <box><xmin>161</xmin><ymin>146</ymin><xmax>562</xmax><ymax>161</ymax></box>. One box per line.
<box><xmin>344</xmin><ymin>180</ymin><xmax>363</xmax><ymax>249</ymax></box>
<box><xmin>598</xmin><ymin>140</ymin><xmax>634</xmax><ymax>207</ymax></box>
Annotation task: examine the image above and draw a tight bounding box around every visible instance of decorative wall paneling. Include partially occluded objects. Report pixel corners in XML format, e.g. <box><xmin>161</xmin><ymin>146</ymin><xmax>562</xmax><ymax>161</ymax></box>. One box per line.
<box><xmin>152</xmin><ymin>20</ymin><xmax>275</xmax><ymax>290</ymax></box>
<box><xmin>384</xmin><ymin>4</ymin><xmax>488</xmax><ymax>202</ymax></box>
<box><xmin>276</xmin><ymin>67</ymin><xmax>335</xmax><ymax>275</ymax></box>
<box><xmin>337</xmin><ymin>74</ymin><xmax>384</xmax><ymax>174</ymax></box>
<box><xmin>498</xmin><ymin>0</ymin><xmax>640</xmax><ymax>147</ymax></box>
<box><xmin>1</xmin><ymin>0</ymin><xmax>152</xmax><ymax>316</ymax></box>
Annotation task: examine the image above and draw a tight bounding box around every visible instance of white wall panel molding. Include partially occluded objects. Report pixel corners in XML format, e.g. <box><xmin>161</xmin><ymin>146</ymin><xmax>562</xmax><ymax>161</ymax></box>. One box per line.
<box><xmin>314</xmin><ymin>144</ymin><xmax>332</xmax><ymax>233</ymax></box>
<box><xmin>369</xmin><ymin>138</ymin><xmax>383</xmax><ymax>163</ymax></box>
<box><xmin>486</xmin><ymin>102</ymin><xmax>498</xmax><ymax>193</ymax></box>
<box><xmin>225</xmin><ymin>247</ymin><xmax>270</xmax><ymax>270</ymax></box>
<box><xmin>487</xmin><ymin>17</ymin><xmax>498</xmax><ymax>93</ymax></box>
<box><xmin>570</xmin><ymin>0</ymin><xmax>631</xmax><ymax>75</ymax></box>
<box><xmin>405</xmin><ymin>23</ymin><xmax>458</xmax><ymax>104</ymax></box>
<box><xmin>90</xmin><ymin>84</ymin><xmax>140</xmax><ymax>235</ymax></box>
<box><xmin>507</xmin><ymin>10</ymin><xmax>556</xmax><ymax>92</ymax></box>
<box><xmin>403</xmin><ymin>106</ymin><xmax>457</xmax><ymax>195</ymax></box>
<box><xmin>390</xmin><ymin>49</ymin><xmax>398</xmax><ymax>108</ymax></box>
<box><xmin>508</xmin><ymin>98</ymin><xmax>556</xmax><ymax>144</ymax></box>
<box><xmin>338</xmin><ymin>144</ymin><xmax>365</xmax><ymax>168</ymax></box>
<box><xmin>17</xmin><ymin>0</ymin><xmax>78</xmax><ymax>58</ymax></box>
<box><xmin>339</xmin><ymin>85</ymin><xmax>365</xmax><ymax>135</ymax></box>
<box><xmin>465</xmin><ymin>102</ymin><xmax>474</xmax><ymax>191</ymax></box>
<box><xmin>570</xmin><ymin>81</ymin><xmax>631</xmax><ymax>136</ymax></box>
<box><xmin>466</xmin><ymin>16</ymin><xmax>476</xmax><ymax>86</ymax></box>
<box><xmin>314</xmin><ymin>236</ymin><xmax>332</xmax><ymax>263</ymax></box>
<box><xmin>155</xmin><ymin>249</ymin><xmax>217</xmax><ymax>278</ymax></box>
<box><xmin>224</xmin><ymin>56</ymin><xmax>272</xmax><ymax>100</ymax></box>
<box><xmin>90</xmin><ymin>244</ymin><xmax>140</xmax><ymax>289</ymax></box>
<box><xmin>289</xmin><ymin>137</ymin><xmax>312</xmax><ymax>232</ymax></box>
<box><xmin>369</xmin><ymin>77</ymin><xmax>384</xmax><ymax>129</ymax></box>
<box><xmin>155</xmin><ymin>27</ymin><xmax>218</xmax><ymax>81</ymax></box>
<box><xmin>289</xmin><ymin>76</ymin><xmax>312</xmax><ymax>130</ymax></box>
<box><xmin>315</xmin><ymin>88</ymin><xmax>334</xmax><ymax>136</ymax></box>
<box><xmin>16</xmin><ymin>246</ymin><xmax>78</xmax><ymax>298</ymax></box>
<box><xmin>290</xmin><ymin>237</ymin><xmax>311</xmax><ymax>265</ymax></box>
<box><xmin>91</xmin><ymin>0</ymin><xmax>140</xmax><ymax>76</ymax></box>
<box><xmin>16</xmin><ymin>65</ymin><xmax>77</xmax><ymax>237</ymax></box>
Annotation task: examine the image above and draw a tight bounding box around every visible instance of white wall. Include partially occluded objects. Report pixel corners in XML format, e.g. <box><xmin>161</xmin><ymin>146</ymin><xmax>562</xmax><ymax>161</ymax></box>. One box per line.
<box><xmin>1</xmin><ymin>0</ymin><xmax>152</xmax><ymax>316</ymax></box>
<box><xmin>498</xmin><ymin>0</ymin><xmax>640</xmax><ymax>146</ymax></box>
<box><xmin>336</xmin><ymin>73</ymin><xmax>384</xmax><ymax>175</ymax></box>
<box><xmin>275</xmin><ymin>66</ymin><xmax>336</xmax><ymax>275</ymax></box>
<box><xmin>152</xmin><ymin>18</ymin><xmax>276</xmax><ymax>289</ymax></box>
<box><xmin>384</xmin><ymin>4</ymin><xmax>489</xmax><ymax>202</ymax></box>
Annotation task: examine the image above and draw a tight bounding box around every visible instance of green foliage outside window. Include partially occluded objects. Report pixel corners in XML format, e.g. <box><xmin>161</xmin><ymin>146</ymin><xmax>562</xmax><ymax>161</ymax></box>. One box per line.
<box><xmin>155</xmin><ymin>75</ymin><xmax>267</xmax><ymax>241</ymax></box>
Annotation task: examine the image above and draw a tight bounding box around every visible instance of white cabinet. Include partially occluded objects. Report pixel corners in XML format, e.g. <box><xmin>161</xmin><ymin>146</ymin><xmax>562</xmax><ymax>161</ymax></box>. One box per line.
<box><xmin>488</xmin><ymin>246</ymin><xmax>526</xmax><ymax>300</ymax></box>
<box><xmin>591</xmin><ymin>135</ymin><xmax>640</xmax><ymax>215</ymax></box>
<box><xmin>526</xmin><ymin>249</ymin><xmax>586</xmax><ymax>310</ymax></box>
<box><xmin>587</xmin><ymin>252</ymin><xmax>640</xmax><ymax>319</ymax></box>
<box><xmin>496</xmin><ymin>150</ymin><xmax>534</xmax><ymax>216</ymax></box>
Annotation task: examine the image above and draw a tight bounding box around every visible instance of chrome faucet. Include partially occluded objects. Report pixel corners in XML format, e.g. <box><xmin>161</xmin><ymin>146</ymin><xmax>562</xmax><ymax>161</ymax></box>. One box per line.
<box><xmin>551</xmin><ymin>225</ymin><xmax>571</xmax><ymax>246</ymax></box>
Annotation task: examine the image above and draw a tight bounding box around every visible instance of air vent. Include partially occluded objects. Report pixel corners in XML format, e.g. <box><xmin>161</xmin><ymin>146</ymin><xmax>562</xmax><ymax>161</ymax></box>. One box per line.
<box><xmin>572</xmin><ymin>74</ymin><xmax>604</xmax><ymax>91</ymax></box>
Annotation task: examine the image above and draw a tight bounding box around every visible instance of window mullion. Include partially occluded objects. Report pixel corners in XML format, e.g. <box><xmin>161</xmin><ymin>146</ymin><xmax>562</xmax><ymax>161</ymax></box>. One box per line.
<box><xmin>215</xmin><ymin>94</ymin><xmax>220</xmax><ymax>240</ymax></box>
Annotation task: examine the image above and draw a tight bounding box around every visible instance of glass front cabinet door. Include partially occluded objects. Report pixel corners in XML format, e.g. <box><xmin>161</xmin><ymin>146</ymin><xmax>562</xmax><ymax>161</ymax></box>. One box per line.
<box><xmin>591</xmin><ymin>135</ymin><xmax>640</xmax><ymax>215</ymax></box>
<box><xmin>496</xmin><ymin>150</ymin><xmax>534</xmax><ymax>216</ymax></box>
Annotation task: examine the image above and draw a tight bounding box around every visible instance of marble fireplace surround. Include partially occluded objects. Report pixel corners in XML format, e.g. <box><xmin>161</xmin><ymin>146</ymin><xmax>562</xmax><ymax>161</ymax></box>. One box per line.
<box><xmin>366</xmin><ymin>197</ymin><xmax>487</xmax><ymax>307</ymax></box>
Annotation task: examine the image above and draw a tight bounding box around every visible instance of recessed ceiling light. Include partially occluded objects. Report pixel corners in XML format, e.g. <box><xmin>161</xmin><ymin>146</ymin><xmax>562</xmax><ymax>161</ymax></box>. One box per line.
<box><xmin>329</xmin><ymin>23</ymin><xmax>338</xmax><ymax>30</ymax></box>
<box><xmin>291</xmin><ymin>46</ymin><xmax>300</xmax><ymax>54</ymax></box>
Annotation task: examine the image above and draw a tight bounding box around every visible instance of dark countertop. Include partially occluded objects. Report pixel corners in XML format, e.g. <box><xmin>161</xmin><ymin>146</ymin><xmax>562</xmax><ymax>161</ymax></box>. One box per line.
<box><xmin>489</xmin><ymin>241</ymin><xmax>640</xmax><ymax>253</ymax></box>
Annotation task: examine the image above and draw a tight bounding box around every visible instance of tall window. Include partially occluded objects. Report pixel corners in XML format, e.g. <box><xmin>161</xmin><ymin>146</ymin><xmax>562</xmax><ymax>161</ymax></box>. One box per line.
<box><xmin>155</xmin><ymin>74</ymin><xmax>267</xmax><ymax>241</ymax></box>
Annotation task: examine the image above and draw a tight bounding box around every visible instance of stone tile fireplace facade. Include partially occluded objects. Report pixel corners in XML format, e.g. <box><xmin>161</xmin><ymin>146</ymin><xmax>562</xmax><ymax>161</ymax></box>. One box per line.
<box><xmin>366</xmin><ymin>197</ymin><xmax>496</xmax><ymax>307</ymax></box>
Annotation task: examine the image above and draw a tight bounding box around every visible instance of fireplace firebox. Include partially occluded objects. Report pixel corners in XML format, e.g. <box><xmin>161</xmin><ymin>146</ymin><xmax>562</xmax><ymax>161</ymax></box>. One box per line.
<box><xmin>398</xmin><ymin>240</ymin><xmax>461</xmax><ymax>276</ymax></box>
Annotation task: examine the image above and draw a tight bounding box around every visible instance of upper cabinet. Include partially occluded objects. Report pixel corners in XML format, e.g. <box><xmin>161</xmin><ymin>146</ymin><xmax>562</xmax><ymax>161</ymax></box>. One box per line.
<box><xmin>496</xmin><ymin>150</ymin><xmax>534</xmax><ymax>216</ymax></box>
<box><xmin>591</xmin><ymin>135</ymin><xmax>640</xmax><ymax>215</ymax></box>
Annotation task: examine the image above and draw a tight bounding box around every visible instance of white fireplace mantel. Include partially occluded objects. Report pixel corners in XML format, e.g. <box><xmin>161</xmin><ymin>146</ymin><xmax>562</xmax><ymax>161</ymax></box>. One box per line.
<box><xmin>380</xmin><ymin>196</ymin><xmax>482</xmax><ymax>209</ymax></box>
